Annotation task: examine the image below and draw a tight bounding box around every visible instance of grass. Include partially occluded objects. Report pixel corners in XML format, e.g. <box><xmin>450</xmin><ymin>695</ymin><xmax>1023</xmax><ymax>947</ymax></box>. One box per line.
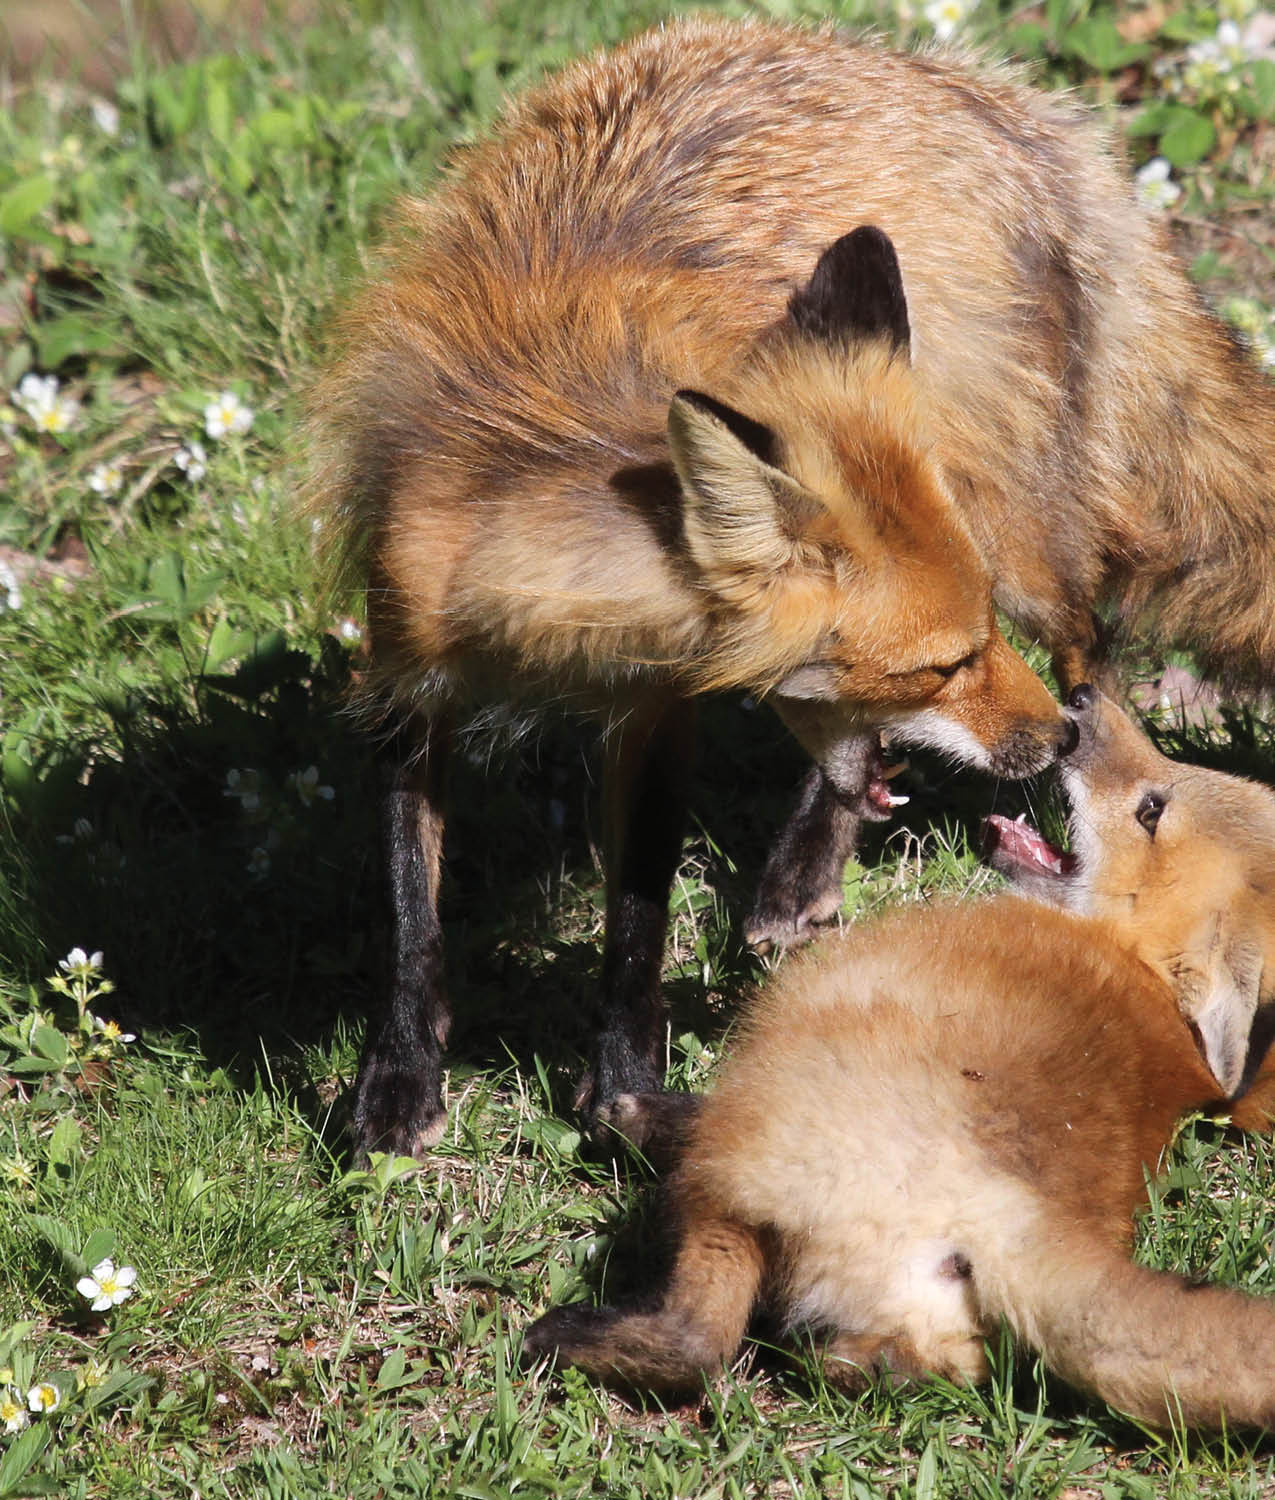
<box><xmin>3</xmin><ymin>0</ymin><xmax>1275</xmax><ymax>1492</ymax></box>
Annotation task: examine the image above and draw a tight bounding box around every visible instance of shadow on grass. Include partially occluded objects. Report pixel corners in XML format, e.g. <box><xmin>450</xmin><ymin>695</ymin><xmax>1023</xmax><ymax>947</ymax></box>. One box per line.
<box><xmin>0</xmin><ymin>625</ymin><xmax>1058</xmax><ymax>1151</ymax></box>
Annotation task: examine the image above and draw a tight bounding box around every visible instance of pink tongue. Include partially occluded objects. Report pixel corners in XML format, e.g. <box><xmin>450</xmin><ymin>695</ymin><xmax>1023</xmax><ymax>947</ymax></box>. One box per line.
<box><xmin>867</xmin><ymin>772</ymin><xmax>895</xmax><ymax>813</ymax></box>
<box><xmin>985</xmin><ymin>814</ymin><xmax>1076</xmax><ymax>875</ymax></box>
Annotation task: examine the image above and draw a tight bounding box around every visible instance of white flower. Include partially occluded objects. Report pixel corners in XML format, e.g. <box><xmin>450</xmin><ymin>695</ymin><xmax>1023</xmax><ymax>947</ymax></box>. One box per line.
<box><xmin>924</xmin><ymin>0</ymin><xmax>973</xmax><ymax>40</ymax></box>
<box><xmin>91</xmin><ymin>99</ymin><xmax>121</xmax><ymax>136</ymax></box>
<box><xmin>0</xmin><ymin>1387</ymin><xmax>27</xmax><ymax>1433</ymax></box>
<box><xmin>89</xmin><ymin>460</ymin><xmax>124</xmax><ymax>497</ymax></box>
<box><xmin>1135</xmin><ymin>158</ymin><xmax>1182</xmax><ymax>211</ymax></box>
<box><xmin>203</xmin><ymin>391</ymin><xmax>254</xmax><ymax>440</ymax></box>
<box><xmin>174</xmin><ymin>441</ymin><xmax>207</xmax><ymax>482</ymax></box>
<box><xmin>75</xmin><ymin>1258</ymin><xmax>138</xmax><ymax>1312</ymax></box>
<box><xmin>287</xmin><ymin>766</ymin><xmax>335</xmax><ymax>807</ymax></box>
<box><xmin>223</xmin><ymin>768</ymin><xmax>261</xmax><ymax>812</ymax></box>
<box><xmin>0</xmin><ymin>559</ymin><xmax>20</xmax><ymax>613</ymax></box>
<box><xmin>26</xmin><ymin>1382</ymin><xmax>61</xmax><ymax>1414</ymax></box>
<box><xmin>338</xmin><ymin>618</ymin><xmax>363</xmax><ymax>643</ymax></box>
<box><xmin>91</xmin><ymin>1014</ymin><xmax>136</xmax><ymax>1044</ymax></box>
<box><xmin>10</xmin><ymin>373</ymin><xmax>80</xmax><ymax>435</ymax></box>
<box><xmin>59</xmin><ymin>947</ymin><xmax>104</xmax><ymax>977</ymax></box>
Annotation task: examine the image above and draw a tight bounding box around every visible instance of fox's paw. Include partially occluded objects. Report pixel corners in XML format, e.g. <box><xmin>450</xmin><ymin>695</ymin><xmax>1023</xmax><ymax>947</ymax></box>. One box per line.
<box><xmin>745</xmin><ymin>880</ymin><xmax>844</xmax><ymax>956</ymax></box>
<box><xmin>351</xmin><ymin>1054</ymin><xmax>446</xmax><ymax>1165</ymax></box>
<box><xmin>592</xmin><ymin>1089</ymin><xmax>702</xmax><ymax>1167</ymax></box>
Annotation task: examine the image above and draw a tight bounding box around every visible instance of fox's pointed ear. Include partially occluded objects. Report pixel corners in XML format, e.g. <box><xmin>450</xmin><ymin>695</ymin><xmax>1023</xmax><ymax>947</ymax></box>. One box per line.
<box><xmin>668</xmin><ymin>389</ymin><xmax>824</xmax><ymax>585</ymax></box>
<box><xmin>788</xmin><ymin>226</ymin><xmax>910</xmax><ymax>357</ymax></box>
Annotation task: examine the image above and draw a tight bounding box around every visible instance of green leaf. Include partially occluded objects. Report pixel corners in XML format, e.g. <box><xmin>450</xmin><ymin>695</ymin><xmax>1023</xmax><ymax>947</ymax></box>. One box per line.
<box><xmin>45</xmin><ymin>1115</ymin><xmax>82</xmax><ymax>1169</ymax></box>
<box><xmin>914</xmin><ymin>1438</ymin><xmax>938</xmax><ymax>1500</ymax></box>
<box><xmin>0</xmin><ymin>1323</ymin><xmax>36</xmax><ymax>1366</ymax></box>
<box><xmin>204</xmin><ymin>617</ymin><xmax>252</xmax><ymax>672</ymax></box>
<box><xmin>375</xmin><ymin>1347</ymin><xmax>408</xmax><ymax>1390</ymax></box>
<box><xmin>1060</xmin><ymin>18</ymin><xmax>1149</xmax><ymax>73</ymax></box>
<box><xmin>206</xmin><ymin>77</ymin><xmax>235</xmax><ymax>147</ymax></box>
<box><xmin>1006</xmin><ymin>22</ymin><xmax>1049</xmax><ymax>58</ymax></box>
<box><xmin>29</xmin><ymin>1025</ymin><xmax>68</xmax><ymax>1067</ymax></box>
<box><xmin>1125</xmin><ymin>100</ymin><xmax>1173</xmax><ymax>138</ymax></box>
<box><xmin>0</xmin><ymin>176</ymin><xmax>56</xmax><ymax>239</ymax></box>
<box><xmin>150</xmin><ymin>67</ymin><xmax>201</xmax><ymax>136</ymax></box>
<box><xmin>36</xmin><ymin>316</ymin><xmax>120</xmax><ymax>371</ymax></box>
<box><xmin>5</xmin><ymin>1057</ymin><xmax>65</xmax><ymax>1076</ymax></box>
<box><xmin>81</xmin><ymin>1369</ymin><xmax>152</xmax><ymax>1411</ymax></box>
<box><xmin>146</xmin><ymin>552</ymin><xmax>186</xmax><ymax>608</ymax></box>
<box><xmin>1249</xmin><ymin>59</ymin><xmax>1275</xmax><ymax>119</ymax></box>
<box><xmin>248</xmin><ymin>107</ymin><xmax>308</xmax><ymax>149</ymax></box>
<box><xmin>0</xmin><ymin>1421</ymin><xmax>52</xmax><ymax>1498</ymax></box>
<box><xmin>28</xmin><ymin>1214</ymin><xmax>82</xmax><ymax>1278</ymax></box>
<box><xmin>29</xmin><ymin>1215</ymin><xmax>76</xmax><ymax>1258</ymax></box>
<box><xmin>1159</xmin><ymin>109</ymin><xmax>1216</xmax><ymax>167</ymax></box>
<box><xmin>80</xmin><ymin>1226</ymin><xmax>116</xmax><ymax>1268</ymax></box>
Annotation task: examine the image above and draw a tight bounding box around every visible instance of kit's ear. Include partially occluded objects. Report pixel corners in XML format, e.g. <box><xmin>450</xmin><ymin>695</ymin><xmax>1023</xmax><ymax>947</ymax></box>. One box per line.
<box><xmin>1165</xmin><ymin>932</ymin><xmax>1262</xmax><ymax>1097</ymax></box>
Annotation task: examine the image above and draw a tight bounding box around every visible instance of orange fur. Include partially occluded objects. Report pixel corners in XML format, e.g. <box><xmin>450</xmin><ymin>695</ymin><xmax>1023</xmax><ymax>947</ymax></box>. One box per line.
<box><xmin>528</xmin><ymin>694</ymin><xmax>1275</xmax><ymax>1428</ymax></box>
<box><xmin>312</xmin><ymin>18</ymin><xmax>1275</xmax><ymax>696</ymax></box>
<box><xmin>312</xmin><ymin>23</ymin><xmax>1097</xmax><ymax>1157</ymax></box>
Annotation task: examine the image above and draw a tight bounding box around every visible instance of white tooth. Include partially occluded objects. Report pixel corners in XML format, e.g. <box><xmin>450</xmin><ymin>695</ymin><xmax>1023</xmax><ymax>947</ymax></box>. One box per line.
<box><xmin>1016</xmin><ymin>812</ymin><xmax>1027</xmax><ymax>823</ymax></box>
<box><xmin>886</xmin><ymin>792</ymin><xmax>910</xmax><ymax>808</ymax></box>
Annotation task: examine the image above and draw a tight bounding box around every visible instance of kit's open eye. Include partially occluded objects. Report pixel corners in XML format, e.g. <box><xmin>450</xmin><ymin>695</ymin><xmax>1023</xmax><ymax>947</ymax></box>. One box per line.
<box><xmin>1136</xmin><ymin>790</ymin><xmax>1166</xmax><ymax>837</ymax></box>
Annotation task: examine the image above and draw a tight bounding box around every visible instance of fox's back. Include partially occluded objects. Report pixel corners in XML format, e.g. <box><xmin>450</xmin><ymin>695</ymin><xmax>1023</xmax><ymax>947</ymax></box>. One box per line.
<box><xmin>317</xmin><ymin>19</ymin><xmax>1151</xmax><ymax>568</ymax></box>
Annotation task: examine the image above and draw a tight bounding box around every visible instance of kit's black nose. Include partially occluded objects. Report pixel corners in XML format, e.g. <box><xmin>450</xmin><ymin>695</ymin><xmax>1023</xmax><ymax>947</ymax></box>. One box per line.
<box><xmin>1067</xmin><ymin>682</ymin><xmax>1095</xmax><ymax>712</ymax></box>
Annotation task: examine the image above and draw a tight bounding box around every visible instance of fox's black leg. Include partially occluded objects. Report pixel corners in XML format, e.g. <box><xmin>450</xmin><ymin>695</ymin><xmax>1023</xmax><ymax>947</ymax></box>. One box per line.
<box><xmin>746</xmin><ymin>736</ymin><xmax>882</xmax><ymax>953</ymax></box>
<box><xmin>352</xmin><ymin>713</ymin><xmax>451</xmax><ymax>1161</ymax></box>
<box><xmin>577</xmin><ymin>696</ymin><xmax>697</xmax><ymax>1128</ymax></box>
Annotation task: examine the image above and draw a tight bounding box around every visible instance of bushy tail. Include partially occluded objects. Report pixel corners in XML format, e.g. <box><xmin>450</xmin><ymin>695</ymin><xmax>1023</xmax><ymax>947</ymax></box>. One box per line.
<box><xmin>984</xmin><ymin>1229</ymin><xmax>1275</xmax><ymax>1428</ymax></box>
<box><xmin>524</xmin><ymin>1213</ymin><xmax>764</xmax><ymax>1394</ymax></box>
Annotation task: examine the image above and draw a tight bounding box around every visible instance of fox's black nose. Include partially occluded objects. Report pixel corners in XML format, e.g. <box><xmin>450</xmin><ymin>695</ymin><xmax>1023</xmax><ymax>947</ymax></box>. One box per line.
<box><xmin>1057</xmin><ymin>716</ymin><xmax>1079</xmax><ymax>757</ymax></box>
<box><xmin>1067</xmin><ymin>682</ymin><xmax>1096</xmax><ymax>711</ymax></box>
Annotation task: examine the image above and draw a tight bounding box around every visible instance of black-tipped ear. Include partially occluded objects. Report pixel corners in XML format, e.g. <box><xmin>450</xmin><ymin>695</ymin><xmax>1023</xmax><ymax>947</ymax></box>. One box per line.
<box><xmin>788</xmin><ymin>226</ymin><xmax>910</xmax><ymax>355</ymax></box>
<box><xmin>673</xmin><ymin>390</ymin><xmax>778</xmax><ymax>470</ymax></box>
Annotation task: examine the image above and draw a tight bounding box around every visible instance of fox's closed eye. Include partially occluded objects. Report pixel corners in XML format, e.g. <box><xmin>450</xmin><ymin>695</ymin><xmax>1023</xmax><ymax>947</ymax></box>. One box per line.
<box><xmin>932</xmin><ymin>653</ymin><xmax>978</xmax><ymax>681</ymax></box>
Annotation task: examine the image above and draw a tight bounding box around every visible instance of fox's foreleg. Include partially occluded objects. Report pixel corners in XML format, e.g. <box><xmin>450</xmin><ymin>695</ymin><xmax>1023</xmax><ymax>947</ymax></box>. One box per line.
<box><xmin>576</xmin><ymin>695</ymin><xmax>697</xmax><ymax>1132</ymax></box>
<box><xmin>352</xmin><ymin>711</ymin><xmax>452</xmax><ymax>1161</ymax></box>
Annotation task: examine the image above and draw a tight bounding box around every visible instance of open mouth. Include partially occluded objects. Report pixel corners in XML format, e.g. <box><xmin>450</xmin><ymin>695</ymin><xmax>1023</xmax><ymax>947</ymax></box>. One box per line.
<box><xmin>868</xmin><ymin>753</ymin><xmax>910</xmax><ymax>815</ymax></box>
<box><xmin>866</xmin><ymin>741</ymin><xmax>911</xmax><ymax>816</ymax></box>
<box><xmin>982</xmin><ymin>812</ymin><xmax>1077</xmax><ymax>881</ymax></box>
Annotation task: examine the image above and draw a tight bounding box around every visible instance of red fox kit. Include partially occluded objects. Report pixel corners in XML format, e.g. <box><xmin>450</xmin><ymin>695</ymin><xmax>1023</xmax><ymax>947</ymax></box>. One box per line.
<box><xmin>527</xmin><ymin>689</ymin><xmax>1275</xmax><ymax>1428</ymax></box>
<box><xmin>311</xmin><ymin>35</ymin><xmax>1077</xmax><ymax>1155</ymax></box>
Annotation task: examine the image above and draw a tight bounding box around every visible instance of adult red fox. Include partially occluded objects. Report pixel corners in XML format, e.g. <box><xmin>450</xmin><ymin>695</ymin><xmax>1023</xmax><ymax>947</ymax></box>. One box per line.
<box><xmin>526</xmin><ymin>688</ymin><xmax>1275</xmax><ymax>1428</ymax></box>
<box><xmin>311</xmin><ymin>28</ymin><xmax>1088</xmax><ymax>1156</ymax></box>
